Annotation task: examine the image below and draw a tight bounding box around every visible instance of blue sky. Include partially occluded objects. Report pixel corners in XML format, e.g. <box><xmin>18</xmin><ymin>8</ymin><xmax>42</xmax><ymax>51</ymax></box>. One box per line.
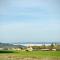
<box><xmin>0</xmin><ymin>0</ymin><xmax>60</xmax><ymax>43</ymax></box>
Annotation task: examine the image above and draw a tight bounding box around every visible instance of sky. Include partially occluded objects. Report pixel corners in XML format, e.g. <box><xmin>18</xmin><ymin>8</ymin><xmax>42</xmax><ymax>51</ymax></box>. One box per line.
<box><xmin>0</xmin><ymin>0</ymin><xmax>60</xmax><ymax>43</ymax></box>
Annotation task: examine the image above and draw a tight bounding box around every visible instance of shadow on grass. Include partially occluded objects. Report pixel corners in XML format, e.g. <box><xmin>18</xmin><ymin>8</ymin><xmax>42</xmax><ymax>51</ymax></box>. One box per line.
<box><xmin>0</xmin><ymin>50</ymin><xmax>15</xmax><ymax>53</ymax></box>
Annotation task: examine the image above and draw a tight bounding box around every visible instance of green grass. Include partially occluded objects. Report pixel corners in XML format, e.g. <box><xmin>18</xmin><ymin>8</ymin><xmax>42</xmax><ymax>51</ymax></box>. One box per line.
<box><xmin>14</xmin><ymin>51</ymin><xmax>60</xmax><ymax>58</ymax></box>
<box><xmin>0</xmin><ymin>51</ymin><xmax>60</xmax><ymax>57</ymax></box>
<box><xmin>0</xmin><ymin>51</ymin><xmax>60</xmax><ymax>60</ymax></box>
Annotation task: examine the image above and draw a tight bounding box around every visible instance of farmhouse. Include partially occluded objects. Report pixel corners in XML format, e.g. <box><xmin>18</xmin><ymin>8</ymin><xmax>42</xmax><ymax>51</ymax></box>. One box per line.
<box><xmin>26</xmin><ymin>46</ymin><xmax>33</xmax><ymax>51</ymax></box>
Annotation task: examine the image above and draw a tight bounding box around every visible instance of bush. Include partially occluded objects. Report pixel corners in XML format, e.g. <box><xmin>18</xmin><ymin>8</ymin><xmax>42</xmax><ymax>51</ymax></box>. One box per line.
<box><xmin>0</xmin><ymin>50</ymin><xmax>15</xmax><ymax>53</ymax></box>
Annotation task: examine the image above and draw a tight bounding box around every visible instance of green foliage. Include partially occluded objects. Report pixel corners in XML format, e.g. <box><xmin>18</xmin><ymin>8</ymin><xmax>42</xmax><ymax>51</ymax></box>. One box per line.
<box><xmin>0</xmin><ymin>50</ymin><xmax>15</xmax><ymax>53</ymax></box>
<box><xmin>49</xmin><ymin>43</ymin><xmax>54</xmax><ymax>50</ymax></box>
<box><xmin>32</xmin><ymin>46</ymin><xmax>41</xmax><ymax>51</ymax></box>
<box><xmin>56</xmin><ymin>45</ymin><xmax>60</xmax><ymax>51</ymax></box>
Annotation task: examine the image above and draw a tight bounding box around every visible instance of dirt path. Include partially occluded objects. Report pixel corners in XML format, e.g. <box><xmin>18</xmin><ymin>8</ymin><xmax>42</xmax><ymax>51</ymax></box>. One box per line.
<box><xmin>0</xmin><ymin>55</ymin><xmax>60</xmax><ymax>60</ymax></box>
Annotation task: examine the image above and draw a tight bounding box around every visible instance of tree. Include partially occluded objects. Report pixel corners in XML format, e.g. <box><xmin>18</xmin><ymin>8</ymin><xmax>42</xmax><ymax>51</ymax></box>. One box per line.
<box><xmin>49</xmin><ymin>43</ymin><xmax>54</xmax><ymax>51</ymax></box>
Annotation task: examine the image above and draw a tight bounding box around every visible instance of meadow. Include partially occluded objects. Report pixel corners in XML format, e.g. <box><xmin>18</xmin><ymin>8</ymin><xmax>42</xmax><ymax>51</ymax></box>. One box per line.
<box><xmin>0</xmin><ymin>50</ymin><xmax>60</xmax><ymax>60</ymax></box>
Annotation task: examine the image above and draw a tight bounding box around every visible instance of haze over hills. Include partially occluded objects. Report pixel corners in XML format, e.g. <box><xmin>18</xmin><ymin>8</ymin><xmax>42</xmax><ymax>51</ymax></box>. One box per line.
<box><xmin>11</xmin><ymin>41</ymin><xmax>60</xmax><ymax>45</ymax></box>
<box><xmin>0</xmin><ymin>41</ymin><xmax>60</xmax><ymax>49</ymax></box>
<box><xmin>0</xmin><ymin>42</ymin><xmax>25</xmax><ymax>48</ymax></box>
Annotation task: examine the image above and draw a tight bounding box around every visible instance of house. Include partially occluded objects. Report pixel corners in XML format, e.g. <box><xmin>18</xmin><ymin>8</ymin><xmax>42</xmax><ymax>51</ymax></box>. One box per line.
<box><xmin>26</xmin><ymin>46</ymin><xmax>33</xmax><ymax>51</ymax></box>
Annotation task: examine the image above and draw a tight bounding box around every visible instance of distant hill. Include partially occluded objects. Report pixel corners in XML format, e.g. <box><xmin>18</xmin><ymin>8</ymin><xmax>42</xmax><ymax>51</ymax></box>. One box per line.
<box><xmin>0</xmin><ymin>43</ymin><xmax>25</xmax><ymax>48</ymax></box>
<box><xmin>13</xmin><ymin>42</ymin><xmax>60</xmax><ymax>44</ymax></box>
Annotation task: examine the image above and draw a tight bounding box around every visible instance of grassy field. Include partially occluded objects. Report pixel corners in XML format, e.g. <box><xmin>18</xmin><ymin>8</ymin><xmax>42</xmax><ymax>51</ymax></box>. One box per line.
<box><xmin>0</xmin><ymin>50</ymin><xmax>60</xmax><ymax>60</ymax></box>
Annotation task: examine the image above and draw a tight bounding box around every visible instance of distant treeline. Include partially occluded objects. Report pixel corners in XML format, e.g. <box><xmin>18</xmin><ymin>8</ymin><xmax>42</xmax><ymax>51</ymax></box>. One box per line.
<box><xmin>32</xmin><ymin>43</ymin><xmax>60</xmax><ymax>51</ymax></box>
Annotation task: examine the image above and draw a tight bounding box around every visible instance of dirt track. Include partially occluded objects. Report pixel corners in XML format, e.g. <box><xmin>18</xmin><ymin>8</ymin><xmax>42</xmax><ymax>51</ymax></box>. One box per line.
<box><xmin>0</xmin><ymin>55</ymin><xmax>60</xmax><ymax>60</ymax></box>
